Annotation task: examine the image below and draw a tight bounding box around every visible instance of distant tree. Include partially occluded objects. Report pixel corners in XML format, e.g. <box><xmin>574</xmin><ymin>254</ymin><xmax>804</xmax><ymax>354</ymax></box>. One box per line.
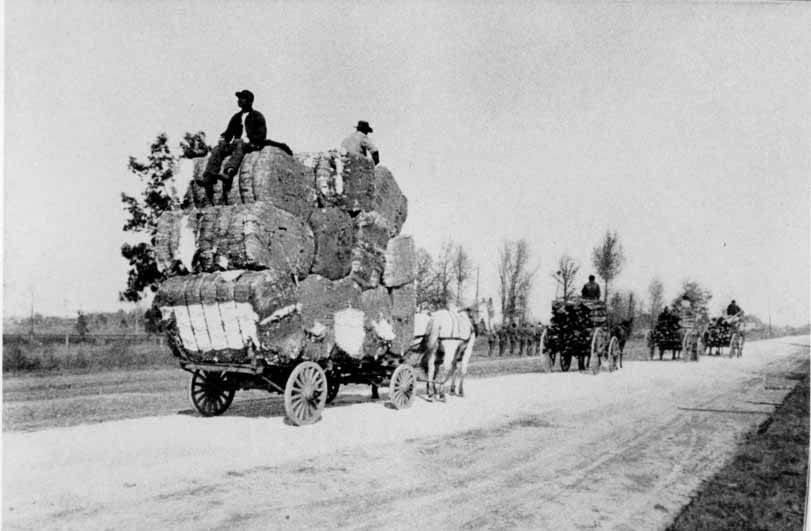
<box><xmin>672</xmin><ymin>280</ymin><xmax>712</xmax><ymax>320</ymax></box>
<box><xmin>414</xmin><ymin>247</ymin><xmax>435</xmax><ymax>310</ymax></box>
<box><xmin>451</xmin><ymin>244</ymin><xmax>473</xmax><ymax>306</ymax></box>
<box><xmin>75</xmin><ymin>311</ymin><xmax>90</xmax><ymax>340</ymax></box>
<box><xmin>648</xmin><ymin>278</ymin><xmax>665</xmax><ymax>321</ymax></box>
<box><xmin>552</xmin><ymin>254</ymin><xmax>580</xmax><ymax>301</ymax></box>
<box><xmin>591</xmin><ymin>230</ymin><xmax>625</xmax><ymax>302</ymax></box>
<box><xmin>120</xmin><ymin>132</ymin><xmax>209</xmax><ymax>303</ymax></box>
<box><xmin>430</xmin><ymin>240</ymin><xmax>455</xmax><ymax>308</ymax></box>
<box><xmin>497</xmin><ymin>239</ymin><xmax>537</xmax><ymax>323</ymax></box>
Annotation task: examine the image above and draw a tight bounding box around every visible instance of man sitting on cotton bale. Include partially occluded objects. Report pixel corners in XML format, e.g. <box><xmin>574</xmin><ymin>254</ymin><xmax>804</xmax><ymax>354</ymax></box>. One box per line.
<box><xmin>341</xmin><ymin>120</ymin><xmax>380</xmax><ymax>165</ymax></box>
<box><xmin>202</xmin><ymin>90</ymin><xmax>283</xmax><ymax>204</ymax></box>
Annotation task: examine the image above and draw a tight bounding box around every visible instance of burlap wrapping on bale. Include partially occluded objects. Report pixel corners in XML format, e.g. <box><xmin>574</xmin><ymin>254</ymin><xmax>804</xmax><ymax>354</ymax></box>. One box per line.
<box><xmin>156</xmin><ymin>271</ymin><xmax>297</xmax><ymax>363</ymax></box>
<box><xmin>306</xmin><ymin>150</ymin><xmax>344</xmax><ymax>205</ymax></box>
<box><xmin>360</xmin><ymin>286</ymin><xmax>393</xmax><ymax>327</ymax></box>
<box><xmin>370</xmin><ymin>166</ymin><xmax>408</xmax><ymax>234</ymax></box>
<box><xmin>186</xmin><ymin>157</ymin><xmax>218</xmax><ymax>207</ymax></box>
<box><xmin>185</xmin><ymin>148</ymin><xmax>317</xmax><ymax>216</ymax></box>
<box><xmin>341</xmin><ymin>157</ymin><xmax>407</xmax><ymax>233</ymax></box>
<box><xmin>390</xmin><ymin>282</ymin><xmax>417</xmax><ymax>355</ymax></box>
<box><xmin>307</xmin><ymin>207</ymin><xmax>355</xmax><ymax>280</ymax></box>
<box><xmin>238</xmin><ymin>147</ymin><xmax>317</xmax><ymax>217</ymax></box>
<box><xmin>383</xmin><ymin>235</ymin><xmax>416</xmax><ymax>288</ymax></box>
<box><xmin>391</xmin><ymin>282</ymin><xmax>416</xmax><ymax>318</ymax></box>
<box><xmin>154</xmin><ymin>211</ymin><xmax>183</xmax><ymax>272</ymax></box>
<box><xmin>297</xmin><ymin>275</ymin><xmax>362</xmax><ymax>332</ymax></box>
<box><xmin>354</xmin><ymin>211</ymin><xmax>394</xmax><ymax>250</ymax></box>
<box><xmin>350</xmin><ymin>243</ymin><xmax>385</xmax><ymax>290</ymax></box>
<box><xmin>339</xmin><ymin>153</ymin><xmax>375</xmax><ymax>213</ymax></box>
<box><xmin>193</xmin><ymin>203</ymin><xmax>314</xmax><ymax>278</ymax></box>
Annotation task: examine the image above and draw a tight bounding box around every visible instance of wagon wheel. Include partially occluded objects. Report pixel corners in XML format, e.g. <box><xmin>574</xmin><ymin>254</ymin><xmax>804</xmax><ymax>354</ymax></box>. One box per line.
<box><xmin>539</xmin><ymin>329</ymin><xmax>552</xmax><ymax>372</ymax></box>
<box><xmin>189</xmin><ymin>370</ymin><xmax>235</xmax><ymax>417</ymax></box>
<box><xmin>326</xmin><ymin>377</ymin><xmax>341</xmax><ymax>404</ymax></box>
<box><xmin>680</xmin><ymin>332</ymin><xmax>690</xmax><ymax>362</ymax></box>
<box><xmin>560</xmin><ymin>354</ymin><xmax>572</xmax><ymax>372</ymax></box>
<box><xmin>607</xmin><ymin>336</ymin><xmax>621</xmax><ymax>372</ymax></box>
<box><xmin>681</xmin><ymin>331</ymin><xmax>699</xmax><ymax>362</ymax></box>
<box><xmin>730</xmin><ymin>333</ymin><xmax>744</xmax><ymax>358</ymax></box>
<box><xmin>389</xmin><ymin>364</ymin><xmax>417</xmax><ymax>410</ymax></box>
<box><xmin>284</xmin><ymin>361</ymin><xmax>328</xmax><ymax>426</ymax></box>
<box><xmin>645</xmin><ymin>330</ymin><xmax>655</xmax><ymax>360</ymax></box>
<box><xmin>589</xmin><ymin>329</ymin><xmax>607</xmax><ymax>374</ymax></box>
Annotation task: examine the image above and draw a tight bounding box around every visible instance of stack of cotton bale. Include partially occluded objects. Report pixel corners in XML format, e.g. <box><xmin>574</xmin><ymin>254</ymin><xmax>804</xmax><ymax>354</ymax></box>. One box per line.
<box><xmin>154</xmin><ymin>145</ymin><xmax>416</xmax><ymax>365</ymax></box>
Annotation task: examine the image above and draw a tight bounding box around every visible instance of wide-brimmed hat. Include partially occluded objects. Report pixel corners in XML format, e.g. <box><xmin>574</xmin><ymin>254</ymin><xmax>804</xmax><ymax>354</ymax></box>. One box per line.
<box><xmin>356</xmin><ymin>120</ymin><xmax>373</xmax><ymax>133</ymax></box>
<box><xmin>235</xmin><ymin>89</ymin><xmax>255</xmax><ymax>103</ymax></box>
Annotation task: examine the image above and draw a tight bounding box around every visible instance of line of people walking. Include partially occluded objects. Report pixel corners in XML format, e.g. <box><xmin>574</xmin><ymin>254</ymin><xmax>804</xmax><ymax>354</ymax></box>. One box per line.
<box><xmin>486</xmin><ymin>322</ymin><xmax>545</xmax><ymax>357</ymax></box>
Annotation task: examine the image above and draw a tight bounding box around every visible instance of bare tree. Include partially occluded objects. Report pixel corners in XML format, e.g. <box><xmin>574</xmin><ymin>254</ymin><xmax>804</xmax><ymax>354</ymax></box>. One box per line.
<box><xmin>552</xmin><ymin>254</ymin><xmax>580</xmax><ymax>301</ymax></box>
<box><xmin>648</xmin><ymin>278</ymin><xmax>664</xmax><ymax>320</ymax></box>
<box><xmin>591</xmin><ymin>230</ymin><xmax>625</xmax><ymax>302</ymax></box>
<box><xmin>497</xmin><ymin>242</ymin><xmax>513</xmax><ymax>320</ymax></box>
<box><xmin>414</xmin><ymin>247</ymin><xmax>435</xmax><ymax>310</ymax></box>
<box><xmin>451</xmin><ymin>244</ymin><xmax>473</xmax><ymax>306</ymax></box>
<box><xmin>431</xmin><ymin>240</ymin><xmax>455</xmax><ymax>308</ymax></box>
<box><xmin>497</xmin><ymin>239</ymin><xmax>537</xmax><ymax>323</ymax></box>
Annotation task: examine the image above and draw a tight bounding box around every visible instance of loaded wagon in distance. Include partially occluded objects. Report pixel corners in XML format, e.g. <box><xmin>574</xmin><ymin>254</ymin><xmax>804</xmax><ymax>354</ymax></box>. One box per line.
<box><xmin>541</xmin><ymin>297</ymin><xmax>622</xmax><ymax>373</ymax></box>
<box><xmin>646</xmin><ymin>307</ymin><xmax>703</xmax><ymax>361</ymax></box>
<box><xmin>702</xmin><ymin>315</ymin><xmax>744</xmax><ymax>358</ymax></box>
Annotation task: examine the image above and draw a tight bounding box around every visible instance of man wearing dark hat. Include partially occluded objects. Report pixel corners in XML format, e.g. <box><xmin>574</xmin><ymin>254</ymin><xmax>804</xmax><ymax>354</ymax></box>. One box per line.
<box><xmin>201</xmin><ymin>90</ymin><xmax>267</xmax><ymax>204</ymax></box>
<box><xmin>341</xmin><ymin>120</ymin><xmax>380</xmax><ymax>165</ymax></box>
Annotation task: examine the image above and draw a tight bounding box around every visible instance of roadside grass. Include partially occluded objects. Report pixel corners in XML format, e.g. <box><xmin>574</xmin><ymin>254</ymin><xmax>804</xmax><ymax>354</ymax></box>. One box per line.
<box><xmin>3</xmin><ymin>341</ymin><xmax>175</xmax><ymax>375</ymax></box>
<box><xmin>667</xmin><ymin>361</ymin><xmax>809</xmax><ymax>531</ymax></box>
<box><xmin>0</xmin><ymin>333</ymin><xmax>755</xmax><ymax>377</ymax></box>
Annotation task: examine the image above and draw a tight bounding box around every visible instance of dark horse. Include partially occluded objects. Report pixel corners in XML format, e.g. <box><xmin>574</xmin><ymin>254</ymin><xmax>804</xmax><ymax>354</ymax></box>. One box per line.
<box><xmin>609</xmin><ymin>318</ymin><xmax>634</xmax><ymax>368</ymax></box>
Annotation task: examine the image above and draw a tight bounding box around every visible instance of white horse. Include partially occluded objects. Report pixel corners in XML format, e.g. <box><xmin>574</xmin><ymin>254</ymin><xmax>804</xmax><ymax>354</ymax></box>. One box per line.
<box><xmin>416</xmin><ymin>308</ymin><xmax>477</xmax><ymax>401</ymax></box>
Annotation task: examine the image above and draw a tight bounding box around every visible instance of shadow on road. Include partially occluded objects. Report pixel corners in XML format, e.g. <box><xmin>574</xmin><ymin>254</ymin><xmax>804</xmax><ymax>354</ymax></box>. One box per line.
<box><xmin>177</xmin><ymin>391</ymin><xmax>387</xmax><ymax>420</ymax></box>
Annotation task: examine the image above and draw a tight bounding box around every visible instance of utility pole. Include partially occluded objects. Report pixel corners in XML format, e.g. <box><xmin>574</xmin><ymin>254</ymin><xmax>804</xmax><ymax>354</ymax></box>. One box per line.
<box><xmin>474</xmin><ymin>266</ymin><xmax>480</xmax><ymax>323</ymax></box>
<box><xmin>29</xmin><ymin>288</ymin><xmax>35</xmax><ymax>338</ymax></box>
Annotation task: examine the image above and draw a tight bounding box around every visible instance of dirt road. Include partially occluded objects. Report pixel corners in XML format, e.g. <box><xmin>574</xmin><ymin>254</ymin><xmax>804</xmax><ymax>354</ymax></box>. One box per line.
<box><xmin>4</xmin><ymin>336</ymin><xmax>808</xmax><ymax>530</ymax></box>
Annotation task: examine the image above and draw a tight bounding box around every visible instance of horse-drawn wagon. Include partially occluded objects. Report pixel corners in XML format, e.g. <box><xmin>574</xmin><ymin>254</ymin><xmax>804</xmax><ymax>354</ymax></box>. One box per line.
<box><xmin>160</xmin><ymin>276</ymin><xmax>420</xmax><ymax>426</ymax></box>
<box><xmin>702</xmin><ymin>314</ymin><xmax>744</xmax><ymax>358</ymax></box>
<box><xmin>646</xmin><ymin>307</ymin><xmax>703</xmax><ymax>361</ymax></box>
<box><xmin>541</xmin><ymin>297</ymin><xmax>622</xmax><ymax>373</ymax></box>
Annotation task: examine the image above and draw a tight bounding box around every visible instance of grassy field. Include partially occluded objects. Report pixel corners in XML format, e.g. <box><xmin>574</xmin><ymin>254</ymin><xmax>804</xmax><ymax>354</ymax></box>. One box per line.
<box><xmin>667</xmin><ymin>359</ymin><xmax>809</xmax><ymax>530</ymax></box>
<box><xmin>3</xmin><ymin>339</ymin><xmax>176</xmax><ymax>374</ymax></box>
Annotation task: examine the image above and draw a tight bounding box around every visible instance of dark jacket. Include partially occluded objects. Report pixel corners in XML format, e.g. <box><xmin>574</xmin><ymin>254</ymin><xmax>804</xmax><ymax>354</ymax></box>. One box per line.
<box><xmin>726</xmin><ymin>303</ymin><xmax>742</xmax><ymax>316</ymax></box>
<box><xmin>221</xmin><ymin>109</ymin><xmax>267</xmax><ymax>147</ymax></box>
<box><xmin>581</xmin><ymin>281</ymin><xmax>601</xmax><ymax>300</ymax></box>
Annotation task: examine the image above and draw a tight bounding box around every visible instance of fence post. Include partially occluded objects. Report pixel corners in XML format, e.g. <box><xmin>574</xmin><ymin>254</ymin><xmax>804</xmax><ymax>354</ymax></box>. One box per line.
<box><xmin>65</xmin><ymin>333</ymin><xmax>69</xmax><ymax>348</ymax></box>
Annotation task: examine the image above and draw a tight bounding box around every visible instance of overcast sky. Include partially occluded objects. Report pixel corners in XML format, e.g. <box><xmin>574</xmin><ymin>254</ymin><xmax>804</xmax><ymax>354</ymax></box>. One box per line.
<box><xmin>4</xmin><ymin>0</ymin><xmax>810</xmax><ymax>325</ymax></box>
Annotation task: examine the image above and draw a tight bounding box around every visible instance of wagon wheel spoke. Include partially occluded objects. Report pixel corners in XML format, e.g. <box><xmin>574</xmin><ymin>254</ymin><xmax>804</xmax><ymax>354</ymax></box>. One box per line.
<box><xmin>284</xmin><ymin>362</ymin><xmax>327</xmax><ymax>426</ymax></box>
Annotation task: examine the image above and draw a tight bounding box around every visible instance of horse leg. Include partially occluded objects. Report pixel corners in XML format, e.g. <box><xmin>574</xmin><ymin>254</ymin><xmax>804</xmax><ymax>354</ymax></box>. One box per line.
<box><xmin>425</xmin><ymin>348</ymin><xmax>437</xmax><ymax>401</ymax></box>
<box><xmin>458</xmin><ymin>338</ymin><xmax>474</xmax><ymax>397</ymax></box>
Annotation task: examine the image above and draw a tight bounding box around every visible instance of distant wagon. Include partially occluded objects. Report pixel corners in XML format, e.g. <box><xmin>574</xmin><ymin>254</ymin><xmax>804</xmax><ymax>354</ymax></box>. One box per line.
<box><xmin>702</xmin><ymin>315</ymin><xmax>744</xmax><ymax>358</ymax></box>
<box><xmin>541</xmin><ymin>297</ymin><xmax>622</xmax><ymax>373</ymax></box>
<box><xmin>646</xmin><ymin>308</ymin><xmax>703</xmax><ymax>361</ymax></box>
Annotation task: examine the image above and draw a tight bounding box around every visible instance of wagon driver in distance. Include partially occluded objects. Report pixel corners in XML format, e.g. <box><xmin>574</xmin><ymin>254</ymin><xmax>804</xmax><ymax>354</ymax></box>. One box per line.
<box><xmin>581</xmin><ymin>275</ymin><xmax>601</xmax><ymax>300</ymax></box>
<box><xmin>726</xmin><ymin>299</ymin><xmax>743</xmax><ymax>317</ymax></box>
